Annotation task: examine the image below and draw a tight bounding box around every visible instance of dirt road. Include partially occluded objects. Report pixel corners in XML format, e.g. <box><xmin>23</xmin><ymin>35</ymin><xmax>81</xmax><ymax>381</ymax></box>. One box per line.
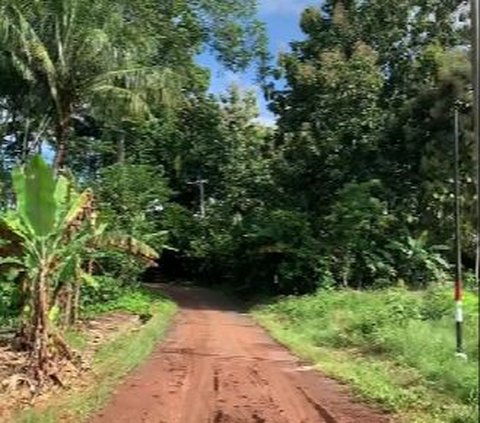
<box><xmin>90</xmin><ymin>285</ymin><xmax>390</xmax><ymax>423</ymax></box>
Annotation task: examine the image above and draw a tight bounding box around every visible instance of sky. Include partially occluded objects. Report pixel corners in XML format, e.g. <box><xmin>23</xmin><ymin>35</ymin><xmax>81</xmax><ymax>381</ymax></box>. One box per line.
<box><xmin>197</xmin><ymin>0</ymin><xmax>319</xmax><ymax>126</ymax></box>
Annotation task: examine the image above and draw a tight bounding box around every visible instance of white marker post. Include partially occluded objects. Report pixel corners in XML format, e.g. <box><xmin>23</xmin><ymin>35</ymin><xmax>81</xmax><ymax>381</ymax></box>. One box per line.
<box><xmin>454</xmin><ymin>106</ymin><xmax>467</xmax><ymax>360</ymax></box>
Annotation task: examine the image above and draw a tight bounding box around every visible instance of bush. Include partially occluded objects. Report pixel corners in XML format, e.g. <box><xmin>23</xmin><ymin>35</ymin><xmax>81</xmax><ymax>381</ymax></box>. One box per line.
<box><xmin>82</xmin><ymin>286</ymin><xmax>157</xmax><ymax>317</ymax></box>
<box><xmin>421</xmin><ymin>285</ymin><xmax>453</xmax><ymax>320</ymax></box>
<box><xmin>81</xmin><ymin>275</ymin><xmax>124</xmax><ymax>309</ymax></box>
<box><xmin>95</xmin><ymin>164</ymin><xmax>170</xmax><ymax>282</ymax></box>
<box><xmin>254</xmin><ymin>287</ymin><xmax>479</xmax><ymax>415</ymax></box>
<box><xmin>94</xmin><ymin>251</ymin><xmax>146</xmax><ymax>285</ymax></box>
<box><xmin>0</xmin><ymin>279</ymin><xmax>21</xmax><ymax>326</ymax></box>
<box><xmin>96</xmin><ymin>164</ymin><xmax>170</xmax><ymax>234</ymax></box>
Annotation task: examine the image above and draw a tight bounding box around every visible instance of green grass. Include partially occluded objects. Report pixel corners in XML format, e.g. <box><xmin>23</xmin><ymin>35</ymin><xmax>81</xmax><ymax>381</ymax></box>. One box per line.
<box><xmin>81</xmin><ymin>286</ymin><xmax>162</xmax><ymax>317</ymax></box>
<box><xmin>252</xmin><ymin>286</ymin><xmax>479</xmax><ymax>423</ymax></box>
<box><xmin>64</xmin><ymin>329</ymin><xmax>89</xmax><ymax>352</ymax></box>
<box><xmin>14</xmin><ymin>289</ymin><xmax>177</xmax><ymax>423</ymax></box>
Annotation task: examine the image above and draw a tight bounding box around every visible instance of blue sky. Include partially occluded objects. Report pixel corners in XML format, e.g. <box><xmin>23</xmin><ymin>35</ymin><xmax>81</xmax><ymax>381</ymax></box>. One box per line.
<box><xmin>197</xmin><ymin>0</ymin><xmax>319</xmax><ymax>126</ymax></box>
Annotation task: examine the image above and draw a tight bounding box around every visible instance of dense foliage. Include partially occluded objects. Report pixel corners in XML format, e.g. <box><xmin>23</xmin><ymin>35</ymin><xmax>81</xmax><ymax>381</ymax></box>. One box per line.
<box><xmin>0</xmin><ymin>0</ymin><xmax>269</xmax><ymax>386</ymax></box>
<box><xmin>147</xmin><ymin>0</ymin><xmax>473</xmax><ymax>295</ymax></box>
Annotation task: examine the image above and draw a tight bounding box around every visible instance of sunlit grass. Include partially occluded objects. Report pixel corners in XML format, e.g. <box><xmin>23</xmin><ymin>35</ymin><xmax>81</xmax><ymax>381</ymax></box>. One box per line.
<box><xmin>252</xmin><ymin>287</ymin><xmax>479</xmax><ymax>423</ymax></box>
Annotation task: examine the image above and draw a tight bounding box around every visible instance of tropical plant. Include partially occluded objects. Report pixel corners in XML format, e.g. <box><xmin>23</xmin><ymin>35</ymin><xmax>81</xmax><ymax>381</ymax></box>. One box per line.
<box><xmin>0</xmin><ymin>0</ymin><xmax>268</xmax><ymax>169</ymax></box>
<box><xmin>0</xmin><ymin>0</ymin><xmax>180</xmax><ymax>169</ymax></box>
<box><xmin>0</xmin><ymin>156</ymin><xmax>159</xmax><ymax>386</ymax></box>
<box><xmin>388</xmin><ymin>232</ymin><xmax>450</xmax><ymax>287</ymax></box>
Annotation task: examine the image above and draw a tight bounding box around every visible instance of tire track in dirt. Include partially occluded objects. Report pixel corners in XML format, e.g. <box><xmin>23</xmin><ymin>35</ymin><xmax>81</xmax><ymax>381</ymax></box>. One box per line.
<box><xmin>90</xmin><ymin>285</ymin><xmax>391</xmax><ymax>423</ymax></box>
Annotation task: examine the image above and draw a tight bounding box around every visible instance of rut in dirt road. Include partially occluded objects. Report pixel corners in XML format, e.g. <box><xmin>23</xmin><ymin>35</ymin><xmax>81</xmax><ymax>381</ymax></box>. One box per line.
<box><xmin>90</xmin><ymin>285</ymin><xmax>390</xmax><ymax>423</ymax></box>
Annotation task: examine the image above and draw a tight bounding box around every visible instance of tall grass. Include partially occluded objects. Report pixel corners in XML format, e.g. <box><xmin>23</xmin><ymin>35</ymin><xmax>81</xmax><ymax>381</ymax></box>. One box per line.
<box><xmin>253</xmin><ymin>286</ymin><xmax>479</xmax><ymax>422</ymax></box>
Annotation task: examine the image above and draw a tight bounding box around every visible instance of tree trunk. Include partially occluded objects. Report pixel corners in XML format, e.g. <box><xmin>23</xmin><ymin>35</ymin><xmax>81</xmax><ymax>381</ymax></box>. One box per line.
<box><xmin>53</xmin><ymin>119</ymin><xmax>69</xmax><ymax>171</ymax></box>
<box><xmin>21</xmin><ymin>118</ymin><xmax>30</xmax><ymax>164</ymax></box>
<box><xmin>52</xmin><ymin>283</ymin><xmax>69</xmax><ymax>329</ymax></box>
<box><xmin>30</xmin><ymin>268</ymin><xmax>50</xmax><ymax>385</ymax></box>
<box><xmin>342</xmin><ymin>259</ymin><xmax>350</xmax><ymax>288</ymax></box>
<box><xmin>53</xmin><ymin>139</ymin><xmax>67</xmax><ymax>171</ymax></box>
<box><xmin>71</xmin><ymin>281</ymin><xmax>81</xmax><ymax>325</ymax></box>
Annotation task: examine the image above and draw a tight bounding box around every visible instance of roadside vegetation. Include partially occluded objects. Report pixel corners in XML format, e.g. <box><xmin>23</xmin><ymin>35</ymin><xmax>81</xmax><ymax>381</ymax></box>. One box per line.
<box><xmin>0</xmin><ymin>0</ymin><xmax>267</xmax><ymax>409</ymax></box>
<box><xmin>14</xmin><ymin>289</ymin><xmax>176</xmax><ymax>423</ymax></box>
<box><xmin>253</xmin><ymin>286</ymin><xmax>479</xmax><ymax>423</ymax></box>
<box><xmin>0</xmin><ymin>156</ymin><xmax>160</xmax><ymax>387</ymax></box>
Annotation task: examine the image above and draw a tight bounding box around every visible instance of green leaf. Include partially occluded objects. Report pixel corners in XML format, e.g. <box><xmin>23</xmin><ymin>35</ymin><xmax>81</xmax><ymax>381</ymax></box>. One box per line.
<box><xmin>23</xmin><ymin>155</ymin><xmax>57</xmax><ymax>236</ymax></box>
<box><xmin>80</xmin><ymin>271</ymin><xmax>98</xmax><ymax>288</ymax></box>
<box><xmin>48</xmin><ymin>304</ymin><xmax>60</xmax><ymax>323</ymax></box>
<box><xmin>11</xmin><ymin>167</ymin><xmax>26</xmax><ymax>215</ymax></box>
<box><xmin>54</xmin><ymin>175</ymin><xmax>70</xmax><ymax>216</ymax></box>
<box><xmin>3</xmin><ymin>267</ymin><xmax>22</xmax><ymax>282</ymax></box>
<box><xmin>93</xmin><ymin>223</ymin><xmax>108</xmax><ymax>237</ymax></box>
<box><xmin>0</xmin><ymin>257</ymin><xmax>24</xmax><ymax>266</ymax></box>
<box><xmin>95</xmin><ymin>234</ymin><xmax>159</xmax><ymax>261</ymax></box>
<box><xmin>64</xmin><ymin>189</ymin><xmax>93</xmax><ymax>227</ymax></box>
<box><xmin>163</xmin><ymin>244</ymin><xmax>179</xmax><ymax>252</ymax></box>
<box><xmin>57</xmin><ymin>256</ymin><xmax>77</xmax><ymax>284</ymax></box>
<box><xmin>0</xmin><ymin>213</ymin><xmax>31</xmax><ymax>241</ymax></box>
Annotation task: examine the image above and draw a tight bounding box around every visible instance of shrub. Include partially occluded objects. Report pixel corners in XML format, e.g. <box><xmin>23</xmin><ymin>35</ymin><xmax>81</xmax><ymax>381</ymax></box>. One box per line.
<box><xmin>0</xmin><ymin>279</ymin><xmax>21</xmax><ymax>326</ymax></box>
<box><xmin>254</xmin><ymin>287</ymin><xmax>479</xmax><ymax>413</ymax></box>
<box><xmin>82</xmin><ymin>287</ymin><xmax>158</xmax><ymax>317</ymax></box>
<box><xmin>80</xmin><ymin>275</ymin><xmax>124</xmax><ymax>309</ymax></box>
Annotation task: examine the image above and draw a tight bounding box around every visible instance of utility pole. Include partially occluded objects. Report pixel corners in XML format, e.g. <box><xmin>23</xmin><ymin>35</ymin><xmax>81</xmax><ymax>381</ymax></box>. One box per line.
<box><xmin>188</xmin><ymin>178</ymin><xmax>208</xmax><ymax>218</ymax></box>
<box><xmin>453</xmin><ymin>105</ymin><xmax>464</xmax><ymax>356</ymax></box>
<box><xmin>472</xmin><ymin>0</ymin><xmax>480</xmax><ymax>285</ymax></box>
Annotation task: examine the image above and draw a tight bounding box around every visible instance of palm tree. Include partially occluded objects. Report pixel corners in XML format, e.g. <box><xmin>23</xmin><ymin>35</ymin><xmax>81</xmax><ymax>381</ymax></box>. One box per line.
<box><xmin>0</xmin><ymin>0</ymin><xmax>178</xmax><ymax>169</ymax></box>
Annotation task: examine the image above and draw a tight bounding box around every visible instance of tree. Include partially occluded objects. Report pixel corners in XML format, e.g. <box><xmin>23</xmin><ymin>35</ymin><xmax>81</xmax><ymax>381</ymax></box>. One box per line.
<box><xmin>273</xmin><ymin>39</ymin><xmax>384</xmax><ymax>220</ymax></box>
<box><xmin>218</xmin><ymin>85</ymin><xmax>275</xmax><ymax>215</ymax></box>
<box><xmin>0</xmin><ymin>0</ymin><xmax>268</xmax><ymax>169</ymax></box>
<box><xmin>266</xmin><ymin>0</ymin><xmax>470</xmax><ymax>288</ymax></box>
<box><xmin>1</xmin><ymin>156</ymin><xmax>159</xmax><ymax>387</ymax></box>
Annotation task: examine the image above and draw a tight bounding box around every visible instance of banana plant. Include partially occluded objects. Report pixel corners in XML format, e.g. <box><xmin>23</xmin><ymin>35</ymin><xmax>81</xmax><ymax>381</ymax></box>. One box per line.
<box><xmin>0</xmin><ymin>156</ymin><xmax>159</xmax><ymax>386</ymax></box>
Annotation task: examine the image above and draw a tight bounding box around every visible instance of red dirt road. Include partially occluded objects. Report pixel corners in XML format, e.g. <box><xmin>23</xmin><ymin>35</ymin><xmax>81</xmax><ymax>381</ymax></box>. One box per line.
<box><xmin>90</xmin><ymin>285</ymin><xmax>390</xmax><ymax>423</ymax></box>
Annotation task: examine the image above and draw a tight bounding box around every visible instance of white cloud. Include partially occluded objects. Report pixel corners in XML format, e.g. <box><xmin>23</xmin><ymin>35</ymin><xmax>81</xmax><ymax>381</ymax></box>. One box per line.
<box><xmin>259</xmin><ymin>0</ymin><xmax>315</xmax><ymax>16</ymax></box>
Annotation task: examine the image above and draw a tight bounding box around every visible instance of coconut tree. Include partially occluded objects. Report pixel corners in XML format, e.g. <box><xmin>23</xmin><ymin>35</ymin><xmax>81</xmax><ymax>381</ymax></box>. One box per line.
<box><xmin>0</xmin><ymin>0</ymin><xmax>179</xmax><ymax>169</ymax></box>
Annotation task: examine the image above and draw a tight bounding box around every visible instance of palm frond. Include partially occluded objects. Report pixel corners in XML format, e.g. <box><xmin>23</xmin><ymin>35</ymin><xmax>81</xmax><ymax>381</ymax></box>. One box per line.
<box><xmin>89</xmin><ymin>66</ymin><xmax>183</xmax><ymax>122</ymax></box>
<box><xmin>90</xmin><ymin>85</ymin><xmax>152</xmax><ymax>121</ymax></box>
<box><xmin>7</xmin><ymin>4</ymin><xmax>56</xmax><ymax>78</ymax></box>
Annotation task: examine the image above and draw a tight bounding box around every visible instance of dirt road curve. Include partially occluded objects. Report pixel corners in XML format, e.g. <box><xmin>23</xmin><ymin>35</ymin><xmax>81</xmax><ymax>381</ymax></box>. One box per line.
<box><xmin>90</xmin><ymin>285</ymin><xmax>390</xmax><ymax>423</ymax></box>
